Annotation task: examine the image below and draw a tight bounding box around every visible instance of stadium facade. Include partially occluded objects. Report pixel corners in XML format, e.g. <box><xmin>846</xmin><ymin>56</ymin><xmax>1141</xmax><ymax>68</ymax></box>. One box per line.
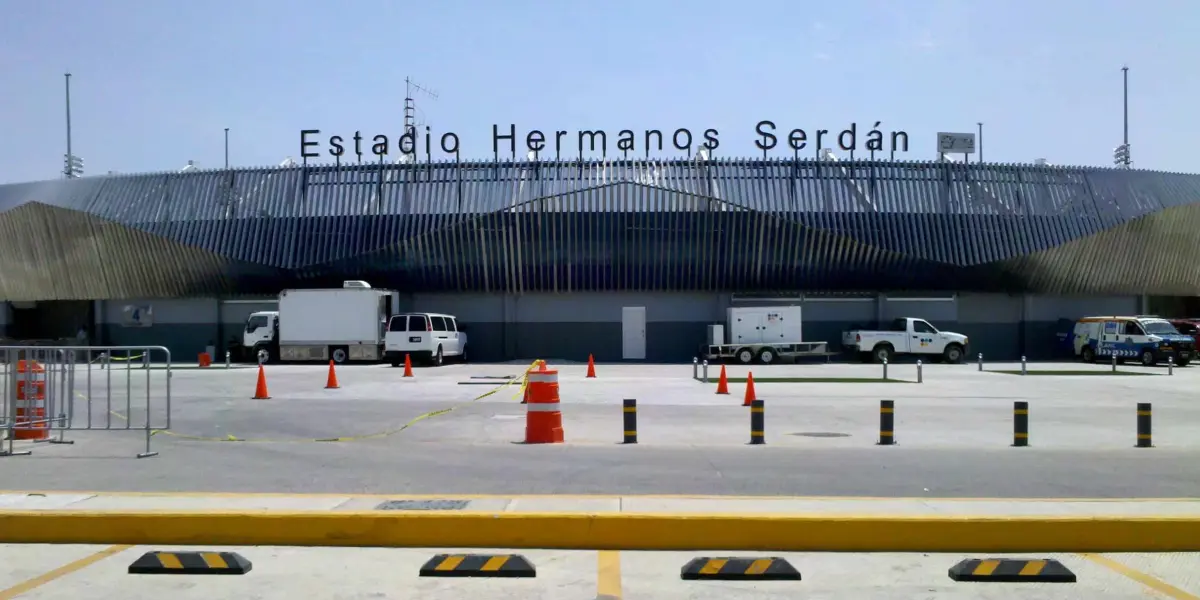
<box><xmin>1</xmin><ymin>158</ymin><xmax>1199</xmax><ymax>362</ymax></box>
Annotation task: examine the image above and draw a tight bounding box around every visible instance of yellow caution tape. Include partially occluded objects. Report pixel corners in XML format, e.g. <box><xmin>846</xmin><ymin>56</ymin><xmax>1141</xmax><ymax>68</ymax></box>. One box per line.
<box><xmin>90</xmin><ymin>353</ymin><xmax>146</xmax><ymax>363</ymax></box>
<box><xmin>100</xmin><ymin>359</ymin><xmax>545</xmax><ymax>443</ymax></box>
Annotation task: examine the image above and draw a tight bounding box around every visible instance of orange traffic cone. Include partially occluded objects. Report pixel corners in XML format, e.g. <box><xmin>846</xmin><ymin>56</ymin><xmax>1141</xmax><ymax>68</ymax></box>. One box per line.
<box><xmin>716</xmin><ymin>365</ymin><xmax>730</xmax><ymax>395</ymax></box>
<box><xmin>743</xmin><ymin>372</ymin><xmax>757</xmax><ymax>406</ymax></box>
<box><xmin>586</xmin><ymin>354</ymin><xmax>596</xmax><ymax>378</ymax></box>
<box><xmin>403</xmin><ymin>354</ymin><xmax>414</xmax><ymax>377</ymax></box>
<box><xmin>252</xmin><ymin>365</ymin><xmax>271</xmax><ymax>400</ymax></box>
<box><xmin>325</xmin><ymin>360</ymin><xmax>340</xmax><ymax>389</ymax></box>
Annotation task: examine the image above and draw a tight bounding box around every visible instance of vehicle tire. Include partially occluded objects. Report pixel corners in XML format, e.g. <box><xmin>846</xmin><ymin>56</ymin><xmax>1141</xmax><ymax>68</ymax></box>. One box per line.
<box><xmin>1140</xmin><ymin>349</ymin><xmax>1156</xmax><ymax>367</ymax></box>
<box><xmin>1081</xmin><ymin>346</ymin><xmax>1096</xmax><ymax>363</ymax></box>
<box><xmin>736</xmin><ymin>348</ymin><xmax>755</xmax><ymax>364</ymax></box>
<box><xmin>872</xmin><ymin>344</ymin><xmax>893</xmax><ymax>364</ymax></box>
<box><xmin>255</xmin><ymin>346</ymin><xmax>271</xmax><ymax>365</ymax></box>
<box><xmin>943</xmin><ymin>344</ymin><xmax>964</xmax><ymax>364</ymax></box>
<box><xmin>433</xmin><ymin>346</ymin><xmax>444</xmax><ymax>367</ymax></box>
<box><xmin>1177</xmin><ymin>357</ymin><xmax>1191</xmax><ymax>367</ymax></box>
<box><xmin>390</xmin><ymin>359</ymin><xmax>400</xmax><ymax>368</ymax></box>
<box><xmin>757</xmin><ymin>348</ymin><xmax>776</xmax><ymax>365</ymax></box>
<box><xmin>331</xmin><ymin>348</ymin><xmax>348</xmax><ymax>364</ymax></box>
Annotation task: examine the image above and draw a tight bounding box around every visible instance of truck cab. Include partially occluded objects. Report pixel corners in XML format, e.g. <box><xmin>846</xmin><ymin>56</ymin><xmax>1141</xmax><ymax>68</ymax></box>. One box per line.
<box><xmin>243</xmin><ymin>311</ymin><xmax>279</xmax><ymax>364</ymax></box>
<box><xmin>842</xmin><ymin>318</ymin><xmax>969</xmax><ymax>363</ymax></box>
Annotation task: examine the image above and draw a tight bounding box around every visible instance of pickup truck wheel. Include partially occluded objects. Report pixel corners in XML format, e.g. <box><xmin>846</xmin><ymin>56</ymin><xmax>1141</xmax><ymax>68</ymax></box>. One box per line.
<box><xmin>1081</xmin><ymin>346</ymin><xmax>1096</xmax><ymax>363</ymax></box>
<box><xmin>736</xmin><ymin>348</ymin><xmax>755</xmax><ymax>364</ymax></box>
<box><xmin>943</xmin><ymin>344</ymin><xmax>964</xmax><ymax>364</ymax></box>
<box><xmin>1140</xmin><ymin>349</ymin><xmax>1156</xmax><ymax>367</ymax></box>
<box><xmin>1177</xmin><ymin>357</ymin><xmax>1191</xmax><ymax>367</ymax></box>
<box><xmin>872</xmin><ymin>344</ymin><xmax>893</xmax><ymax>364</ymax></box>
<box><xmin>757</xmin><ymin>348</ymin><xmax>776</xmax><ymax>365</ymax></box>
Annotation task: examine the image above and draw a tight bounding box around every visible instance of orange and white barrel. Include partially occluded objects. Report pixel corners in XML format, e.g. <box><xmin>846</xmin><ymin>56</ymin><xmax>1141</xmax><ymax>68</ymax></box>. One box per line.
<box><xmin>524</xmin><ymin>362</ymin><xmax>564</xmax><ymax>444</ymax></box>
<box><xmin>14</xmin><ymin>359</ymin><xmax>48</xmax><ymax>441</ymax></box>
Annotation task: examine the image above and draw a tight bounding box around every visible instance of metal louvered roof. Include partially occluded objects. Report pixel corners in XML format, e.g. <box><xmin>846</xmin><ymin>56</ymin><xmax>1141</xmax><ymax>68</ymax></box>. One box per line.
<box><xmin>0</xmin><ymin>158</ymin><xmax>1198</xmax><ymax>300</ymax></box>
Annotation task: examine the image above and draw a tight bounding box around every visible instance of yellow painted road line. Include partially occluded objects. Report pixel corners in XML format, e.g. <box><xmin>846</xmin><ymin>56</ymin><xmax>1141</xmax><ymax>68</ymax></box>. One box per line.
<box><xmin>1081</xmin><ymin>553</ymin><xmax>1200</xmax><ymax>600</ymax></box>
<box><xmin>0</xmin><ymin>545</ymin><xmax>130</xmax><ymax>600</ymax></box>
<box><xmin>596</xmin><ymin>551</ymin><xmax>622</xmax><ymax>600</ymax></box>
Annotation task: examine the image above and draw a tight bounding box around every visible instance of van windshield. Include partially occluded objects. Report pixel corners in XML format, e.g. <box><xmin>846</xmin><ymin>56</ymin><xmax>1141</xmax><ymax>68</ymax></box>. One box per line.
<box><xmin>1142</xmin><ymin>320</ymin><xmax>1179</xmax><ymax>335</ymax></box>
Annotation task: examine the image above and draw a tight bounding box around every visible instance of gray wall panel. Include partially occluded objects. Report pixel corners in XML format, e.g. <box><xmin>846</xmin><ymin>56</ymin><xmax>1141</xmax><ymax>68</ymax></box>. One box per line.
<box><xmin>1027</xmin><ymin>295</ymin><xmax>1138</xmax><ymax>321</ymax></box>
<box><xmin>102</xmin><ymin>298</ymin><xmax>218</xmax><ymax>324</ymax></box>
<box><xmin>957</xmin><ymin>293</ymin><xmax>1022</xmax><ymax>324</ymax></box>
<box><xmin>881</xmin><ymin>297</ymin><xmax>958</xmax><ymax>323</ymax></box>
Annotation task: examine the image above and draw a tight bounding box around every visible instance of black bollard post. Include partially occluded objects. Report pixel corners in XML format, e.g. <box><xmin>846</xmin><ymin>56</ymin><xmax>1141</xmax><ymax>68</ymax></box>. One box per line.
<box><xmin>1136</xmin><ymin>403</ymin><xmax>1152</xmax><ymax>448</ymax></box>
<box><xmin>750</xmin><ymin>399</ymin><xmax>765</xmax><ymax>445</ymax></box>
<box><xmin>878</xmin><ymin>400</ymin><xmax>894</xmax><ymax>445</ymax></box>
<box><xmin>1013</xmin><ymin>401</ymin><xmax>1029</xmax><ymax>447</ymax></box>
<box><xmin>623</xmin><ymin>398</ymin><xmax>637</xmax><ymax>444</ymax></box>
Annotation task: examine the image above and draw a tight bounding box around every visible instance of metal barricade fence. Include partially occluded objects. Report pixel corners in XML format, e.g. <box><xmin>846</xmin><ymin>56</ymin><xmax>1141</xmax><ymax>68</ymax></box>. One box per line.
<box><xmin>0</xmin><ymin>345</ymin><xmax>171</xmax><ymax>459</ymax></box>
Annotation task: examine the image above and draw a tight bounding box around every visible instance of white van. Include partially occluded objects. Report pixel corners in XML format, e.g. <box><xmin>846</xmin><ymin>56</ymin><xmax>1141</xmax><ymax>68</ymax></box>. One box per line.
<box><xmin>383</xmin><ymin>312</ymin><xmax>467</xmax><ymax>367</ymax></box>
<box><xmin>1071</xmin><ymin>315</ymin><xmax>1194</xmax><ymax>366</ymax></box>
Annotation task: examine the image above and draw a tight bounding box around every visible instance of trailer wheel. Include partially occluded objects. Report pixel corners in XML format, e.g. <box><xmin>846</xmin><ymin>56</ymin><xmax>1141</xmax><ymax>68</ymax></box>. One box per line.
<box><xmin>331</xmin><ymin>347</ymin><xmax>348</xmax><ymax>364</ymax></box>
<box><xmin>736</xmin><ymin>348</ymin><xmax>755</xmax><ymax>364</ymax></box>
<box><xmin>757</xmin><ymin>348</ymin><xmax>777</xmax><ymax>365</ymax></box>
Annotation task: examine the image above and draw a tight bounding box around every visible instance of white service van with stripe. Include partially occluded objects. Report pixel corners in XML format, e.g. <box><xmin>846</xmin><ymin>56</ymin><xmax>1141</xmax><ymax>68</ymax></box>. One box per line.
<box><xmin>1072</xmin><ymin>316</ymin><xmax>1194</xmax><ymax>366</ymax></box>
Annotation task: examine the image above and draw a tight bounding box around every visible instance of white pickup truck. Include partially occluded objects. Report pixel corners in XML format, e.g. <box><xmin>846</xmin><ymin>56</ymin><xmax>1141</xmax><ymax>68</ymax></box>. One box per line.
<box><xmin>842</xmin><ymin>317</ymin><xmax>969</xmax><ymax>364</ymax></box>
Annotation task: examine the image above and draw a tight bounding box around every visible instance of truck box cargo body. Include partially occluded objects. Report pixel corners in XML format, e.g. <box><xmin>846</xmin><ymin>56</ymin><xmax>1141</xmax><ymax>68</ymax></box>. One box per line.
<box><xmin>704</xmin><ymin>306</ymin><xmax>833</xmax><ymax>364</ymax></box>
<box><xmin>278</xmin><ymin>288</ymin><xmax>390</xmax><ymax>361</ymax></box>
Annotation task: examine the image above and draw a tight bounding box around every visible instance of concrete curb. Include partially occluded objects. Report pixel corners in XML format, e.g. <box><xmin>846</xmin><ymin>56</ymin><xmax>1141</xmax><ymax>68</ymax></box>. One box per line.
<box><xmin>3</xmin><ymin>511</ymin><xmax>1200</xmax><ymax>552</ymax></box>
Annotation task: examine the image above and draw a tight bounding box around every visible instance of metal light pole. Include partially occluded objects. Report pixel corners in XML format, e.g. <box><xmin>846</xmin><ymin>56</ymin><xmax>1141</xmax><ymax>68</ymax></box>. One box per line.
<box><xmin>977</xmin><ymin>122</ymin><xmax>984</xmax><ymax>163</ymax></box>
<box><xmin>64</xmin><ymin>73</ymin><xmax>75</xmax><ymax>179</ymax></box>
<box><xmin>1122</xmin><ymin>65</ymin><xmax>1130</xmax><ymax>167</ymax></box>
<box><xmin>224</xmin><ymin>128</ymin><xmax>230</xmax><ymax>168</ymax></box>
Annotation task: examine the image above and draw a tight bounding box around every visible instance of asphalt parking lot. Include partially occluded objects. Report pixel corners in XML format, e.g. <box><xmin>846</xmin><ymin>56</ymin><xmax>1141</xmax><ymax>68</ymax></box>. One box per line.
<box><xmin>2</xmin><ymin>359</ymin><xmax>1200</xmax><ymax>497</ymax></box>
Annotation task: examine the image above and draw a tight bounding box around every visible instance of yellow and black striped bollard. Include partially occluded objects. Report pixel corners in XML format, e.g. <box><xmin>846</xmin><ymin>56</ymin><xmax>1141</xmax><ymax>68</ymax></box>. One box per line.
<box><xmin>1136</xmin><ymin>402</ymin><xmax>1152</xmax><ymax>448</ymax></box>
<box><xmin>1013</xmin><ymin>401</ymin><xmax>1029</xmax><ymax>447</ymax></box>
<box><xmin>623</xmin><ymin>398</ymin><xmax>637</xmax><ymax>444</ymax></box>
<box><xmin>878</xmin><ymin>400</ymin><xmax>894</xmax><ymax>445</ymax></box>
<box><xmin>750</xmin><ymin>399</ymin><xmax>765</xmax><ymax>445</ymax></box>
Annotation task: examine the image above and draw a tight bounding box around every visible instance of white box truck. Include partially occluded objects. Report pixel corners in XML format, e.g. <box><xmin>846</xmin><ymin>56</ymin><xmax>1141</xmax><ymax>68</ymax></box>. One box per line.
<box><xmin>703</xmin><ymin>306</ymin><xmax>833</xmax><ymax>364</ymax></box>
<box><xmin>241</xmin><ymin>280</ymin><xmax>397</xmax><ymax>364</ymax></box>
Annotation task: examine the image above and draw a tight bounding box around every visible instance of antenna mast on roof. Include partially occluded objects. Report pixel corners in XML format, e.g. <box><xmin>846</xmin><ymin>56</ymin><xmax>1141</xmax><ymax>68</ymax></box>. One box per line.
<box><xmin>404</xmin><ymin>77</ymin><xmax>439</xmax><ymax>140</ymax></box>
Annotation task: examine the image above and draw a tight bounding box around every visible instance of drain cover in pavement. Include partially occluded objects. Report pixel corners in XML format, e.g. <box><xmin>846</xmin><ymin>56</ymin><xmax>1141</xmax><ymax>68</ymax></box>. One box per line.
<box><xmin>375</xmin><ymin>499</ymin><xmax>470</xmax><ymax>511</ymax></box>
<box><xmin>790</xmin><ymin>432</ymin><xmax>851</xmax><ymax>438</ymax></box>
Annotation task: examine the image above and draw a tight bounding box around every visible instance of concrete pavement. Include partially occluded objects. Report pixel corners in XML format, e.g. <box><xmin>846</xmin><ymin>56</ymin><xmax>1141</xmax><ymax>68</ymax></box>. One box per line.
<box><xmin>2</xmin><ymin>360</ymin><xmax>1200</xmax><ymax>497</ymax></box>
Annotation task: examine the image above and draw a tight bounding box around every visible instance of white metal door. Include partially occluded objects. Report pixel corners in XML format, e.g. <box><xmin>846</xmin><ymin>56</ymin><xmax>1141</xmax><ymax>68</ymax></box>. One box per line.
<box><xmin>621</xmin><ymin>306</ymin><xmax>646</xmax><ymax>360</ymax></box>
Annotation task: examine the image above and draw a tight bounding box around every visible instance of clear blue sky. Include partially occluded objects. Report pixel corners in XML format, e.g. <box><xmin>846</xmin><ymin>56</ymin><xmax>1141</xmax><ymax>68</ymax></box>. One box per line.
<box><xmin>2</xmin><ymin>0</ymin><xmax>1196</xmax><ymax>183</ymax></box>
